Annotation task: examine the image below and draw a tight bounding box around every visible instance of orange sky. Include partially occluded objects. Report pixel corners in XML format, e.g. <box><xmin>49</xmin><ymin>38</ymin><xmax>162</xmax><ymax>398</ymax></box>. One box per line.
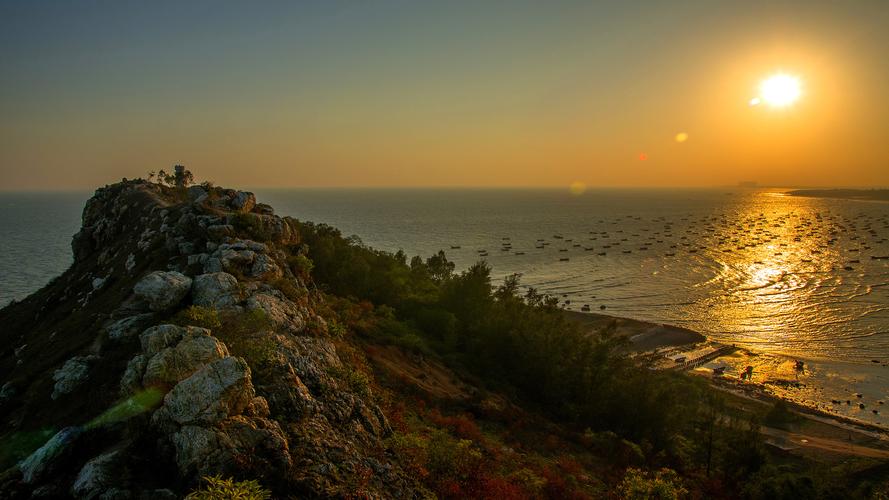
<box><xmin>1</xmin><ymin>1</ymin><xmax>887</xmax><ymax>190</ymax></box>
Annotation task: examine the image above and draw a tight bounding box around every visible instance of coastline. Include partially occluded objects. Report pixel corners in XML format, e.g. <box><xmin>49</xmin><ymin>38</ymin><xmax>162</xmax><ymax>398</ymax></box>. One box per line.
<box><xmin>562</xmin><ymin>310</ymin><xmax>706</xmax><ymax>351</ymax></box>
<box><xmin>565</xmin><ymin>309</ymin><xmax>889</xmax><ymax>437</ymax></box>
<box><xmin>785</xmin><ymin>188</ymin><xmax>889</xmax><ymax>202</ymax></box>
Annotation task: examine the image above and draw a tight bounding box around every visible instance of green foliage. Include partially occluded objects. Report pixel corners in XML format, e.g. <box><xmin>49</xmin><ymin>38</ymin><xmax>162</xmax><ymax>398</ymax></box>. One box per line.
<box><xmin>230</xmin><ymin>212</ymin><xmax>272</xmax><ymax>242</ymax></box>
<box><xmin>287</xmin><ymin>254</ymin><xmax>314</xmax><ymax>279</ymax></box>
<box><xmin>618</xmin><ymin>468</ymin><xmax>688</xmax><ymax>500</ymax></box>
<box><xmin>271</xmin><ymin>277</ymin><xmax>305</xmax><ymax>303</ymax></box>
<box><xmin>426</xmin><ymin>430</ymin><xmax>483</xmax><ymax>481</ymax></box>
<box><xmin>172</xmin><ymin>305</ymin><xmax>222</xmax><ymax>330</ymax></box>
<box><xmin>764</xmin><ymin>400</ymin><xmax>801</xmax><ymax>429</ymax></box>
<box><xmin>328</xmin><ymin>364</ymin><xmax>372</xmax><ymax>398</ymax></box>
<box><xmin>185</xmin><ymin>475</ymin><xmax>271</xmax><ymax>500</ymax></box>
<box><xmin>210</xmin><ymin>309</ymin><xmax>277</xmax><ymax>368</ymax></box>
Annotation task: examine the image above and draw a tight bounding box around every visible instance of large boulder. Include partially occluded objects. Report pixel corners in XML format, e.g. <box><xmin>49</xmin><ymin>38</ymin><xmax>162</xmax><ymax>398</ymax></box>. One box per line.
<box><xmin>140</xmin><ymin>324</ymin><xmax>208</xmax><ymax>356</ymax></box>
<box><xmin>246</xmin><ymin>293</ymin><xmax>305</xmax><ymax>332</ymax></box>
<box><xmin>52</xmin><ymin>355</ymin><xmax>99</xmax><ymax>400</ymax></box>
<box><xmin>70</xmin><ymin>450</ymin><xmax>121</xmax><ymax>499</ymax></box>
<box><xmin>105</xmin><ymin>313</ymin><xmax>154</xmax><ymax>341</ymax></box>
<box><xmin>170</xmin><ymin>416</ymin><xmax>291</xmax><ymax>479</ymax></box>
<box><xmin>133</xmin><ymin>271</ymin><xmax>192</xmax><ymax>311</ymax></box>
<box><xmin>192</xmin><ymin>272</ymin><xmax>241</xmax><ymax>309</ymax></box>
<box><xmin>155</xmin><ymin>357</ymin><xmax>254</xmax><ymax>426</ymax></box>
<box><xmin>230</xmin><ymin>191</ymin><xmax>256</xmax><ymax>213</ymax></box>
<box><xmin>19</xmin><ymin>427</ymin><xmax>83</xmax><ymax>484</ymax></box>
<box><xmin>142</xmin><ymin>334</ymin><xmax>229</xmax><ymax>387</ymax></box>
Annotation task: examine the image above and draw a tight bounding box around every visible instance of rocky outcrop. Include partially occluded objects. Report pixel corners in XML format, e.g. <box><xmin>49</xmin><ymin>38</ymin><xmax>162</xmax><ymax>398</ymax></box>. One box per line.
<box><xmin>133</xmin><ymin>271</ymin><xmax>192</xmax><ymax>311</ymax></box>
<box><xmin>192</xmin><ymin>272</ymin><xmax>241</xmax><ymax>309</ymax></box>
<box><xmin>52</xmin><ymin>356</ymin><xmax>99</xmax><ymax>400</ymax></box>
<box><xmin>19</xmin><ymin>427</ymin><xmax>84</xmax><ymax>484</ymax></box>
<box><xmin>0</xmin><ymin>179</ymin><xmax>420</xmax><ymax>499</ymax></box>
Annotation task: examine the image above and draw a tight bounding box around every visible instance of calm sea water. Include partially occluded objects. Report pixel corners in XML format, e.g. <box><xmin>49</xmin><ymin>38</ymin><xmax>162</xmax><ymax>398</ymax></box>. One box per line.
<box><xmin>2</xmin><ymin>187</ymin><xmax>888</xmax><ymax>423</ymax></box>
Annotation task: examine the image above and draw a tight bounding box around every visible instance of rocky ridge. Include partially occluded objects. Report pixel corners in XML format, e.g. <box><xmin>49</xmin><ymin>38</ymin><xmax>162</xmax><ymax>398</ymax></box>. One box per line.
<box><xmin>0</xmin><ymin>180</ymin><xmax>420</xmax><ymax>498</ymax></box>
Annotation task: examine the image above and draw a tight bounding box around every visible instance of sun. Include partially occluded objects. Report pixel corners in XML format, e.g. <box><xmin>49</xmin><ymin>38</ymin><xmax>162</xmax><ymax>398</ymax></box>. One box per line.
<box><xmin>758</xmin><ymin>74</ymin><xmax>802</xmax><ymax>107</ymax></box>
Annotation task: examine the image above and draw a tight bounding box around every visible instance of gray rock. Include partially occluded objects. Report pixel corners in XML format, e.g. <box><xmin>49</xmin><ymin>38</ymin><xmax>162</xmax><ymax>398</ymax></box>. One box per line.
<box><xmin>157</xmin><ymin>357</ymin><xmax>254</xmax><ymax>426</ymax></box>
<box><xmin>140</xmin><ymin>324</ymin><xmax>188</xmax><ymax>356</ymax></box>
<box><xmin>249</xmin><ymin>254</ymin><xmax>282</xmax><ymax>280</ymax></box>
<box><xmin>120</xmin><ymin>354</ymin><xmax>147</xmax><ymax>396</ymax></box>
<box><xmin>206</xmin><ymin>224</ymin><xmax>236</xmax><ymax>240</ymax></box>
<box><xmin>178</xmin><ymin>241</ymin><xmax>195</xmax><ymax>255</ymax></box>
<box><xmin>246</xmin><ymin>293</ymin><xmax>305</xmax><ymax>332</ymax></box>
<box><xmin>170</xmin><ymin>416</ymin><xmax>290</xmax><ymax>479</ymax></box>
<box><xmin>230</xmin><ymin>191</ymin><xmax>256</xmax><ymax>213</ymax></box>
<box><xmin>19</xmin><ymin>426</ymin><xmax>83</xmax><ymax>483</ymax></box>
<box><xmin>71</xmin><ymin>450</ymin><xmax>120</xmax><ymax>499</ymax></box>
<box><xmin>52</xmin><ymin>355</ymin><xmax>99</xmax><ymax>400</ymax></box>
<box><xmin>202</xmin><ymin>257</ymin><xmax>223</xmax><ymax>273</ymax></box>
<box><xmin>192</xmin><ymin>272</ymin><xmax>241</xmax><ymax>309</ymax></box>
<box><xmin>133</xmin><ymin>271</ymin><xmax>192</xmax><ymax>311</ymax></box>
<box><xmin>187</xmin><ymin>185</ymin><xmax>207</xmax><ymax>201</ymax></box>
<box><xmin>106</xmin><ymin>313</ymin><xmax>154</xmax><ymax>341</ymax></box>
<box><xmin>142</xmin><ymin>334</ymin><xmax>229</xmax><ymax>387</ymax></box>
<box><xmin>253</xmin><ymin>203</ymin><xmax>274</xmax><ymax>215</ymax></box>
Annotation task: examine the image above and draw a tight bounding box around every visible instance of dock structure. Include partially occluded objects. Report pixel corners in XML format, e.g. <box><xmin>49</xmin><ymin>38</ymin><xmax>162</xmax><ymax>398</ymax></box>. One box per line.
<box><xmin>667</xmin><ymin>343</ymin><xmax>738</xmax><ymax>371</ymax></box>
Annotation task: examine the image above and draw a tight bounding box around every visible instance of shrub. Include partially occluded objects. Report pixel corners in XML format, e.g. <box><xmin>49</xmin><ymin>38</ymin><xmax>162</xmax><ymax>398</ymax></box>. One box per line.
<box><xmin>287</xmin><ymin>254</ymin><xmax>314</xmax><ymax>278</ymax></box>
<box><xmin>210</xmin><ymin>309</ymin><xmax>278</xmax><ymax>368</ymax></box>
<box><xmin>426</xmin><ymin>430</ymin><xmax>483</xmax><ymax>482</ymax></box>
<box><xmin>618</xmin><ymin>468</ymin><xmax>687</xmax><ymax>500</ymax></box>
<box><xmin>185</xmin><ymin>475</ymin><xmax>271</xmax><ymax>500</ymax></box>
<box><xmin>271</xmin><ymin>277</ymin><xmax>305</xmax><ymax>303</ymax></box>
<box><xmin>230</xmin><ymin>213</ymin><xmax>272</xmax><ymax>242</ymax></box>
<box><xmin>172</xmin><ymin>305</ymin><xmax>222</xmax><ymax>330</ymax></box>
<box><xmin>328</xmin><ymin>365</ymin><xmax>372</xmax><ymax>398</ymax></box>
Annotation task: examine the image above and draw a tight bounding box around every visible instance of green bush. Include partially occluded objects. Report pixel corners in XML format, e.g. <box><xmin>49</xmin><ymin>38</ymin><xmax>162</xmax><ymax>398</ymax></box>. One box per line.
<box><xmin>230</xmin><ymin>212</ymin><xmax>272</xmax><ymax>242</ymax></box>
<box><xmin>618</xmin><ymin>468</ymin><xmax>687</xmax><ymax>500</ymax></box>
<box><xmin>271</xmin><ymin>277</ymin><xmax>306</xmax><ymax>303</ymax></box>
<box><xmin>328</xmin><ymin>365</ymin><xmax>372</xmax><ymax>398</ymax></box>
<box><xmin>185</xmin><ymin>475</ymin><xmax>271</xmax><ymax>500</ymax></box>
<box><xmin>172</xmin><ymin>305</ymin><xmax>222</xmax><ymax>330</ymax></box>
<box><xmin>287</xmin><ymin>254</ymin><xmax>314</xmax><ymax>278</ymax></box>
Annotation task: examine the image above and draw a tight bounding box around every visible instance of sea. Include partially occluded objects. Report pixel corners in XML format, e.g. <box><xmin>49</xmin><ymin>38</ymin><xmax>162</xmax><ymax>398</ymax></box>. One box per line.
<box><xmin>2</xmin><ymin>187</ymin><xmax>888</xmax><ymax>426</ymax></box>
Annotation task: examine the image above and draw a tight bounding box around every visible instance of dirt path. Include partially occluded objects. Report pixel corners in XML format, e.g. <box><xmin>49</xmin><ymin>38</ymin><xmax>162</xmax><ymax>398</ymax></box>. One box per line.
<box><xmin>761</xmin><ymin>426</ymin><xmax>889</xmax><ymax>459</ymax></box>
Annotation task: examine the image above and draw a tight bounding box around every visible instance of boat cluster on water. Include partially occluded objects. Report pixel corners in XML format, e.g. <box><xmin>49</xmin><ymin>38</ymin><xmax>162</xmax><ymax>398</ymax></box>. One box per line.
<box><xmin>455</xmin><ymin>210</ymin><xmax>889</xmax><ymax>269</ymax></box>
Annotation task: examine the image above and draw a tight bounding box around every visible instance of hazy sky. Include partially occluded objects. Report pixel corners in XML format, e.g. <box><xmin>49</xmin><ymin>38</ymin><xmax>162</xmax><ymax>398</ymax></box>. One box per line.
<box><xmin>1</xmin><ymin>0</ymin><xmax>887</xmax><ymax>190</ymax></box>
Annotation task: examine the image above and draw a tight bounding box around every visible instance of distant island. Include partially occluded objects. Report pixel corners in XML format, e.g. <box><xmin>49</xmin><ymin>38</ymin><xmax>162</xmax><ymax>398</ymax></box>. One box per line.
<box><xmin>787</xmin><ymin>188</ymin><xmax>889</xmax><ymax>201</ymax></box>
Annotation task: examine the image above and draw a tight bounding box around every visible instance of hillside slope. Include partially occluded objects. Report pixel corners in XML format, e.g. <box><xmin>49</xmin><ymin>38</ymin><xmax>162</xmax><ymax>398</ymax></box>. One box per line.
<box><xmin>0</xmin><ymin>180</ymin><xmax>420</xmax><ymax>498</ymax></box>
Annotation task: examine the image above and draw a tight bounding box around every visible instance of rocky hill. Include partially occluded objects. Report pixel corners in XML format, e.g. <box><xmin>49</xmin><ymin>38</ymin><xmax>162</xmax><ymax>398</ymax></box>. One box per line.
<box><xmin>0</xmin><ymin>180</ymin><xmax>420</xmax><ymax>498</ymax></box>
<box><xmin>4</xmin><ymin>180</ymin><xmax>889</xmax><ymax>500</ymax></box>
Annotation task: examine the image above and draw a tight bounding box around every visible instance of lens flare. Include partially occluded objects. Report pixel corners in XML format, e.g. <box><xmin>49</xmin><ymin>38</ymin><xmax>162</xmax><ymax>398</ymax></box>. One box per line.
<box><xmin>569</xmin><ymin>181</ymin><xmax>587</xmax><ymax>195</ymax></box>
<box><xmin>675</xmin><ymin>132</ymin><xmax>688</xmax><ymax>143</ymax></box>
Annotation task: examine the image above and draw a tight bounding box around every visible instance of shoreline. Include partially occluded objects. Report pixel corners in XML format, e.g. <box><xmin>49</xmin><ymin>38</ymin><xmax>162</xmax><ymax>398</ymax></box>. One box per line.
<box><xmin>564</xmin><ymin>309</ymin><xmax>889</xmax><ymax>436</ymax></box>
<box><xmin>562</xmin><ymin>310</ymin><xmax>706</xmax><ymax>351</ymax></box>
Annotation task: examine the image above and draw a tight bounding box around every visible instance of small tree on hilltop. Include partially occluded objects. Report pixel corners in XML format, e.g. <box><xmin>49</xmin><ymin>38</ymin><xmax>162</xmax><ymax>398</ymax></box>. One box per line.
<box><xmin>153</xmin><ymin>165</ymin><xmax>194</xmax><ymax>187</ymax></box>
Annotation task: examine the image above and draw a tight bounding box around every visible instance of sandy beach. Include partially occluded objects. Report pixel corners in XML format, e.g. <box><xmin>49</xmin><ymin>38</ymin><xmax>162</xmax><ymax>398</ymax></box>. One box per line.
<box><xmin>562</xmin><ymin>310</ymin><xmax>706</xmax><ymax>351</ymax></box>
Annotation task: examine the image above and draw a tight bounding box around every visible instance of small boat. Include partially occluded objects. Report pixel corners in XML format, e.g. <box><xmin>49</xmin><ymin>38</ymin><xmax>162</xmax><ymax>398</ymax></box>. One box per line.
<box><xmin>665</xmin><ymin>253</ymin><xmax>675</xmax><ymax>256</ymax></box>
<box><xmin>581</xmin><ymin>304</ymin><xmax>591</xmax><ymax>312</ymax></box>
<box><xmin>450</xmin><ymin>245</ymin><xmax>461</xmax><ymax>249</ymax></box>
<box><xmin>872</xmin><ymin>255</ymin><xmax>889</xmax><ymax>260</ymax></box>
<box><xmin>559</xmin><ymin>257</ymin><xmax>570</xmax><ymax>262</ymax></box>
<box><xmin>597</xmin><ymin>252</ymin><xmax>607</xmax><ymax>256</ymax></box>
<box><xmin>514</xmin><ymin>252</ymin><xmax>525</xmax><ymax>255</ymax></box>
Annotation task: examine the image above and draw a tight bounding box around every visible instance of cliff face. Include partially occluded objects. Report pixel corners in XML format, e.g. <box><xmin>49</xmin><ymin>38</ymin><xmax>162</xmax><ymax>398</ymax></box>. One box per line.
<box><xmin>0</xmin><ymin>180</ymin><xmax>419</xmax><ymax>498</ymax></box>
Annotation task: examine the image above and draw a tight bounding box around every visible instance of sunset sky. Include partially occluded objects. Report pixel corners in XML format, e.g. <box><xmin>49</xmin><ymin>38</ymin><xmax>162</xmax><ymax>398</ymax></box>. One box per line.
<box><xmin>1</xmin><ymin>1</ymin><xmax>887</xmax><ymax>190</ymax></box>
